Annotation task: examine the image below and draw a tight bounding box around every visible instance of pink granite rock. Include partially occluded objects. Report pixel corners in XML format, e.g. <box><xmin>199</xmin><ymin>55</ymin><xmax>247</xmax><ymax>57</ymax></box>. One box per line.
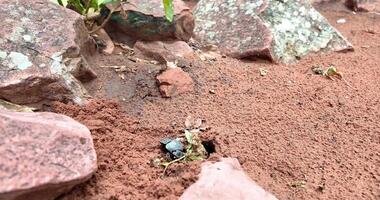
<box><xmin>134</xmin><ymin>40</ymin><xmax>196</xmax><ymax>63</ymax></box>
<box><xmin>0</xmin><ymin>67</ymin><xmax>73</xmax><ymax>106</ymax></box>
<box><xmin>157</xmin><ymin>68</ymin><xmax>194</xmax><ymax>97</ymax></box>
<box><xmin>193</xmin><ymin>0</ymin><xmax>353</xmax><ymax>63</ymax></box>
<box><xmin>180</xmin><ymin>158</ymin><xmax>278</xmax><ymax>200</ymax></box>
<box><xmin>0</xmin><ymin>0</ymin><xmax>95</xmax><ymax>107</ymax></box>
<box><xmin>0</xmin><ymin>111</ymin><xmax>97</xmax><ymax>200</ymax></box>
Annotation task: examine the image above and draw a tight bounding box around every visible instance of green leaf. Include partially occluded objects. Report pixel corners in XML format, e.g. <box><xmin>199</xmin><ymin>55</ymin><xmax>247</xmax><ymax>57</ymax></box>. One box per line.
<box><xmin>98</xmin><ymin>0</ymin><xmax>117</xmax><ymax>6</ymax></box>
<box><xmin>89</xmin><ymin>0</ymin><xmax>99</xmax><ymax>11</ymax></box>
<box><xmin>57</xmin><ymin>0</ymin><xmax>64</xmax><ymax>6</ymax></box>
<box><xmin>68</xmin><ymin>0</ymin><xmax>85</xmax><ymax>14</ymax></box>
<box><xmin>325</xmin><ymin>66</ymin><xmax>337</xmax><ymax>76</ymax></box>
<box><xmin>163</xmin><ymin>0</ymin><xmax>174</xmax><ymax>22</ymax></box>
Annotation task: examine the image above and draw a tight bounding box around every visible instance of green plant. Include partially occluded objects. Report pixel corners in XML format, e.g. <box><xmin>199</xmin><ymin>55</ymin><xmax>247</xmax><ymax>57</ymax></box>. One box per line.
<box><xmin>162</xmin><ymin>0</ymin><xmax>174</xmax><ymax>22</ymax></box>
<box><xmin>154</xmin><ymin>130</ymin><xmax>207</xmax><ymax>176</ymax></box>
<box><xmin>54</xmin><ymin>0</ymin><xmax>174</xmax><ymax>22</ymax></box>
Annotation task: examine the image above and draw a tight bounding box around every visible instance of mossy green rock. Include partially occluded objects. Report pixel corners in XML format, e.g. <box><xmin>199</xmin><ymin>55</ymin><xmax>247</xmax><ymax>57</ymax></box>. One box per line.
<box><xmin>103</xmin><ymin>0</ymin><xmax>195</xmax><ymax>41</ymax></box>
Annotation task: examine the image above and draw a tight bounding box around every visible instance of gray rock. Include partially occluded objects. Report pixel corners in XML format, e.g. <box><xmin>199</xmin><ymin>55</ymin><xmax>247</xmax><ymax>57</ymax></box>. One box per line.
<box><xmin>0</xmin><ymin>110</ymin><xmax>97</xmax><ymax>200</ymax></box>
<box><xmin>0</xmin><ymin>0</ymin><xmax>95</xmax><ymax>107</ymax></box>
<box><xmin>193</xmin><ymin>0</ymin><xmax>353</xmax><ymax>63</ymax></box>
<box><xmin>160</xmin><ymin>138</ymin><xmax>186</xmax><ymax>159</ymax></box>
<box><xmin>165</xmin><ymin>139</ymin><xmax>184</xmax><ymax>153</ymax></box>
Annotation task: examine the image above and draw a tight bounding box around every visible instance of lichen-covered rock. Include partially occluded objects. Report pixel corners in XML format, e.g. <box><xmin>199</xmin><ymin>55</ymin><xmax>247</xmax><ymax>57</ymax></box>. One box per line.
<box><xmin>193</xmin><ymin>0</ymin><xmax>353</xmax><ymax>63</ymax></box>
<box><xmin>0</xmin><ymin>110</ymin><xmax>97</xmax><ymax>200</ymax></box>
<box><xmin>0</xmin><ymin>0</ymin><xmax>95</xmax><ymax>107</ymax></box>
<box><xmin>103</xmin><ymin>0</ymin><xmax>194</xmax><ymax>41</ymax></box>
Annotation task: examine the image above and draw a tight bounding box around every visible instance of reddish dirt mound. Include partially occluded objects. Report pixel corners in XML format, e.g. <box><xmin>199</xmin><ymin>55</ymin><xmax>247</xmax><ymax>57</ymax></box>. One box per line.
<box><xmin>53</xmin><ymin>100</ymin><xmax>200</xmax><ymax>200</ymax></box>
<box><xmin>56</xmin><ymin>10</ymin><xmax>379</xmax><ymax>200</ymax></box>
<box><xmin>133</xmin><ymin>11</ymin><xmax>380</xmax><ymax>200</ymax></box>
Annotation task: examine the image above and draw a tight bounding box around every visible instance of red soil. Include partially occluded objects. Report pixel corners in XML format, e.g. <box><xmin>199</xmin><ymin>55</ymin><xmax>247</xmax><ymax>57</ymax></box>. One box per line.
<box><xmin>55</xmin><ymin>10</ymin><xmax>380</xmax><ymax>200</ymax></box>
<box><xmin>53</xmin><ymin>100</ymin><xmax>201</xmax><ymax>200</ymax></box>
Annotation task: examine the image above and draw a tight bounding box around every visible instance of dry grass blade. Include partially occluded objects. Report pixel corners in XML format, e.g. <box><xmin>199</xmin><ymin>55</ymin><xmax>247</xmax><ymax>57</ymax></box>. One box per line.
<box><xmin>0</xmin><ymin>99</ymin><xmax>36</xmax><ymax>112</ymax></box>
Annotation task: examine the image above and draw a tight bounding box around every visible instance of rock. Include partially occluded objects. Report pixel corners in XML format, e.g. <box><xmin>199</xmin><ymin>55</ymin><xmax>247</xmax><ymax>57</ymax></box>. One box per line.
<box><xmin>134</xmin><ymin>40</ymin><xmax>195</xmax><ymax>64</ymax></box>
<box><xmin>193</xmin><ymin>0</ymin><xmax>353</xmax><ymax>63</ymax></box>
<box><xmin>336</xmin><ymin>18</ymin><xmax>347</xmax><ymax>24</ymax></box>
<box><xmin>0</xmin><ymin>0</ymin><xmax>95</xmax><ymax>107</ymax></box>
<box><xmin>346</xmin><ymin>0</ymin><xmax>380</xmax><ymax>12</ymax></box>
<box><xmin>182</xmin><ymin>0</ymin><xmax>200</xmax><ymax>10</ymax></box>
<box><xmin>103</xmin><ymin>0</ymin><xmax>195</xmax><ymax>42</ymax></box>
<box><xmin>65</xmin><ymin>57</ymin><xmax>97</xmax><ymax>83</ymax></box>
<box><xmin>311</xmin><ymin>0</ymin><xmax>380</xmax><ymax>12</ymax></box>
<box><xmin>93</xmin><ymin>28</ymin><xmax>115</xmax><ymax>55</ymax></box>
<box><xmin>156</xmin><ymin>68</ymin><xmax>194</xmax><ymax>97</ymax></box>
<box><xmin>180</xmin><ymin>158</ymin><xmax>278</xmax><ymax>200</ymax></box>
<box><xmin>311</xmin><ymin>0</ymin><xmax>344</xmax><ymax>3</ymax></box>
<box><xmin>160</xmin><ymin>137</ymin><xmax>174</xmax><ymax>145</ymax></box>
<box><xmin>0</xmin><ymin>67</ymin><xmax>73</xmax><ymax>106</ymax></box>
<box><xmin>0</xmin><ymin>110</ymin><xmax>97</xmax><ymax>200</ymax></box>
<box><xmin>165</xmin><ymin>138</ymin><xmax>185</xmax><ymax>158</ymax></box>
<box><xmin>311</xmin><ymin>0</ymin><xmax>351</xmax><ymax>12</ymax></box>
<box><xmin>165</xmin><ymin>139</ymin><xmax>184</xmax><ymax>153</ymax></box>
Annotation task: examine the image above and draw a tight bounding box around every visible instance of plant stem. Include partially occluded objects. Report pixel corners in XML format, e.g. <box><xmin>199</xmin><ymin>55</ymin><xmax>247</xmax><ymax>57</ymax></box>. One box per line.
<box><xmin>161</xmin><ymin>155</ymin><xmax>186</xmax><ymax>177</ymax></box>
<box><xmin>88</xmin><ymin>1</ymin><xmax>122</xmax><ymax>34</ymax></box>
<box><xmin>85</xmin><ymin>0</ymin><xmax>92</xmax><ymax>14</ymax></box>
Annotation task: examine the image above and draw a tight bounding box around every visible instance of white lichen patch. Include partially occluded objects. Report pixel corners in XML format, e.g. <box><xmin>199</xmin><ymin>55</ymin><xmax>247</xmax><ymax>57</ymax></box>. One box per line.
<box><xmin>23</xmin><ymin>35</ymin><xmax>33</xmax><ymax>43</ymax></box>
<box><xmin>0</xmin><ymin>51</ymin><xmax>7</xmax><ymax>60</ymax></box>
<box><xmin>50</xmin><ymin>52</ymin><xmax>65</xmax><ymax>74</ymax></box>
<box><xmin>9</xmin><ymin>26</ymin><xmax>26</xmax><ymax>42</ymax></box>
<box><xmin>2</xmin><ymin>52</ymin><xmax>33</xmax><ymax>70</ymax></box>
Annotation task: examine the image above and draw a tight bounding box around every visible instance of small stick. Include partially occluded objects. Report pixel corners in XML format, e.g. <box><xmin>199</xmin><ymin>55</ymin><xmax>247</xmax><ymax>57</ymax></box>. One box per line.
<box><xmin>161</xmin><ymin>156</ymin><xmax>186</xmax><ymax>177</ymax></box>
<box><xmin>89</xmin><ymin>2</ymin><xmax>122</xmax><ymax>34</ymax></box>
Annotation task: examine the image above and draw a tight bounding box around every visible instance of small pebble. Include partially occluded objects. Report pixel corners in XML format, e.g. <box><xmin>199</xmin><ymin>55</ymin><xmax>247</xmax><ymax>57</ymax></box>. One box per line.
<box><xmin>172</xmin><ymin>150</ymin><xmax>185</xmax><ymax>158</ymax></box>
<box><xmin>165</xmin><ymin>139</ymin><xmax>184</xmax><ymax>153</ymax></box>
<box><xmin>337</xmin><ymin>19</ymin><xmax>346</xmax><ymax>24</ymax></box>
